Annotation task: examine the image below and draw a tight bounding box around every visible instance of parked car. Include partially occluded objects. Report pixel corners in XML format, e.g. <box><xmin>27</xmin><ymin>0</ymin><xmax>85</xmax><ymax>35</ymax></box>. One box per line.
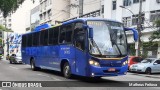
<box><xmin>9</xmin><ymin>53</ymin><xmax>22</xmax><ymax>64</ymax></box>
<box><xmin>128</xmin><ymin>56</ymin><xmax>143</xmax><ymax>70</ymax></box>
<box><xmin>130</xmin><ymin>58</ymin><xmax>160</xmax><ymax>74</ymax></box>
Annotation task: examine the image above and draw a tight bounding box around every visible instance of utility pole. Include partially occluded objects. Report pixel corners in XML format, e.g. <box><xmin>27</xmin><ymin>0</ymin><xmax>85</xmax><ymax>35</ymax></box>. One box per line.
<box><xmin>136</xmin><ymin>0</ymin><xmax>143</xmax><ymax>56</ymax></box>
<box><xmin>79</xmin><ymin>0</ymin><xmax>83</xmax><ymax>16</ymax></box>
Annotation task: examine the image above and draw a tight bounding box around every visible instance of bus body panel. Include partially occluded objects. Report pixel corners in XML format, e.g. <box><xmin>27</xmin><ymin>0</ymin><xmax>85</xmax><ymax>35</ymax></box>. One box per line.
<box><xmin>75</xmin><ymin>48</ymin><xmax>87</xmax><ymax>76</ymax></box>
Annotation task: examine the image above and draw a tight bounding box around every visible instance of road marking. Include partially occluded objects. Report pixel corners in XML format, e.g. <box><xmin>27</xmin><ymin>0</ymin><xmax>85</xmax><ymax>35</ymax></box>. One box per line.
<box><xmin>37</xmin><ymin>74</ymin><xmax>62</xmax><ymax>81</ymax></box>
<box><xmin>9</xmin><ymin>66</ymin><xmax>19</xmax><ymax>70</ymax></box>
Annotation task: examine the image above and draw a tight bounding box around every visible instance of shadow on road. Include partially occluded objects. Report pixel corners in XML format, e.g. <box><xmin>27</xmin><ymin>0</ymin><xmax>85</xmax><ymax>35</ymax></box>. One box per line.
<box><xmin>22</xmin><ymin>67</ymin><xmax>124</xmax><ymax>85</ymax></box>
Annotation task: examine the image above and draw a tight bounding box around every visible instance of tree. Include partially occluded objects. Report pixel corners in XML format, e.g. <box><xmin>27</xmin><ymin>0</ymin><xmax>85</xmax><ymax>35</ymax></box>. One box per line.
<box><xmin>149</xmin><ymin>20</ymin><xmax>160</xmax><ymax>41</ymax></box>
<box><xmin>0</xmin><ymin>0</ymin><xmax>25</xmax><ymax>18</ymax></box>
<box><xmin>0</xmin><ymin>24</ymin><xmax>13</xmax><ymax>32</ymax></box>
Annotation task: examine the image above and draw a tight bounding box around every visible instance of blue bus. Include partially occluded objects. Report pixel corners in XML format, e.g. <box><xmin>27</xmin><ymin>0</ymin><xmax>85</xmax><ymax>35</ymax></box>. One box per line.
<box><xmin>22</xmin><ymin>18</ymin><xmax>138</xmax><ymax>78</ymax></box>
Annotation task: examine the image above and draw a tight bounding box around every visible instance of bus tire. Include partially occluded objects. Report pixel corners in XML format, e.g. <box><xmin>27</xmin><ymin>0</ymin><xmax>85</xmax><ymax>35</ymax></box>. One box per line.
<box><xmin>63</xmin><ymin>62</ymin><xmax>72</xmax><ymax>79</ymax></box>
<box><xmin>30</xmin><ymin>59</ymin><xmax>39</xmax><ymax>71</ymax></box>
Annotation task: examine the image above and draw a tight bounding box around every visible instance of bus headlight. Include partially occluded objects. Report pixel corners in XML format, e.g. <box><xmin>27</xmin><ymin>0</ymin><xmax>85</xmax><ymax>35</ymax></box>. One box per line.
<box><xmin>89</xmin><ymin>60</ymin><xmax>100</xmax><ymax>67</ymax></box>
<box><xmin>122</xmin><ymin>60</ymin><xmax>128</xmax><ymax>66</ymax></box>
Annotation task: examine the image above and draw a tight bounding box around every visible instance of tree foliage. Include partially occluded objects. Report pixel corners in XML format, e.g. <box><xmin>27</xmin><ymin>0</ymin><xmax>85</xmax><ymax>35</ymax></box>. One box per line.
<box><xmin>149</xmin><ymin>19</ymin><xmax>160</xmax><ymax>41</ymax></box>
<box><xmin>0</xmin><ymin>24</ymin><xmax>13</xmax><ymax>32</ymax></box>
<box><xmin>0</xmin><ymin>0</ymin><xmax>25</xmax><ymax>18</ymax></box>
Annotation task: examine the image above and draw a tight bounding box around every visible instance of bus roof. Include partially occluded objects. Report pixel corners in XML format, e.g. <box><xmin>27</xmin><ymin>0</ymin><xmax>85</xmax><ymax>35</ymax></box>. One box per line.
<box><xmin>62</xmin><ymin>18</ymin><xmax>122</xmax><ymax>25</ymax></box>
<box><xmin>23</xmin><ymin>18</ymin><xmax>122</xmax><ymax>35</ymax></box>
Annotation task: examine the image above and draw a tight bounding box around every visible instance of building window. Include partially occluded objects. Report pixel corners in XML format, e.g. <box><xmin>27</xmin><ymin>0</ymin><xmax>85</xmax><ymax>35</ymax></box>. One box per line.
<box><xmin>123</xmin><ymin>0</ymin><xmax>131</xmax><ymax>6</ymax></box>
<box><xmin>50</xmin><ymin>0</ymin><xmax>52</xmax><ymax>4</ymax></box>
<box><xmin>8</xmin><ymin>24</ymin><xmax>11</xmax><ymax>27</ymax></box>
<box><xmin>45</xmin><ymin>0</ymin><xmax>47</xmax><ymax>7</ymax></box>
<box><xmin>112</xmin><ymin>1</ymin><xmax>117</xmax><ymax>10</ymax></box>
<box><xmin>133</xmin><ymin>0</ymin><xmax>146</xmax><ymax>4</ymax></box>
<box><xmin>40</xmin><ymin>14</ymin><xmax>43</xmax><ymax>20</ymax></box>
<box><xmin>8</xmin><ymin>19</ymin><xmax>11</xmax><ymax>22</ymax></box>
<box><xmin>150</xmin><ymin>10</ymin><xmax>160</xmax><ymax>22</ymax></box>
<box><xmin>133</xmin><ymin>0</ymin><xmax>139</xmax><ymax>3</ymax></box>
<box><xmin>44</xmin><ymin>12</ymin><xmax>46</xmax><ymax>20</ymax></box>
<box><xmin>123</xmin><ymin>17</ymin><xmax>131</xmax><ymax>27</ymax></box>
<box><xmin>132</xmin><ymin>14</ymin><xmax>145</xmax><ymax>26</ymax></box>
<box><xmin>48</xmin><ymin>9</ymin><xmax>52</xmax><ymax>19</ymax></box>
<box><xmin>101</xmin><ymin>5</ymin><xmax>104</xmax><ymax>13</ymax></box>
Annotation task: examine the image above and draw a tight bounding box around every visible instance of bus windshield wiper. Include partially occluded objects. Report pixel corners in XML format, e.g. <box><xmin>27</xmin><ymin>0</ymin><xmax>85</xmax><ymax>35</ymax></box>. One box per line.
<box><xmin>110</xmin><ymin>31</ymin><xmax>123</xmax><ymax>57</ymax></box>
<box><xmin>89</xmin><ymin>39</ymin><xmax>102</xmax><ymax>56</ymax></box>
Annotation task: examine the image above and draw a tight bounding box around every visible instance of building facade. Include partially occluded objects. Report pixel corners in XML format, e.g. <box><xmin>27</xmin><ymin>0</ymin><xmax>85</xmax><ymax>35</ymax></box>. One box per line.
<box><xmin>103</xmin><ymin>0</ymin><xmax>160</xmax><ymax>58</ymax></box>
<box><xmin>30</xmin><ymin>5</ymin><xmax>40</xmax><ymax>32</ymax></box>
<box><xmin>39</xmin><ymin>0</ymin><xmax>71</xmax><ymax>25</ymax></box>
<box><xmin>39</xmin><ymin>0</ymin><xmax>103</xmax><ymax>25</ymax></box>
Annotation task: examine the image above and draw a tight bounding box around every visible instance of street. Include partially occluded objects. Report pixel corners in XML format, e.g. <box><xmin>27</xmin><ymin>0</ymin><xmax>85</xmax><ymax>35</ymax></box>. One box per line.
<box><xmin>0</xmin><ymin>59</ymin><xmax>160</xmax><ymax>90</ymax></box>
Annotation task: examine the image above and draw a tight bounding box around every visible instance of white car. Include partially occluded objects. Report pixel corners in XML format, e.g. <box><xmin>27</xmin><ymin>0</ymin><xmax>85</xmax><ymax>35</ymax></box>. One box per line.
<box><xmin>9</xmin><ymin>53</ymin><xmax>22</xmax><ymax>64</ymax></box>
<box><xmin>130</xmin><ymin>58</ymin><xmax>160</xmax><ymax>74</ymax></box>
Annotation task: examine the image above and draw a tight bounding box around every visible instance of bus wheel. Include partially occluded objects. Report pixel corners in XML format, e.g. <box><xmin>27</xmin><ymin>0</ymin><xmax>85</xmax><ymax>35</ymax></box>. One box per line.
<box><xmin>63</xmin><ymin>62</ymin><xmax>72</xmax><ymax>78</ymax></box>
<box><xmin>30</xmin><ymin>60</ymin><xmax>39</xmax><ymax>71</ymax></box>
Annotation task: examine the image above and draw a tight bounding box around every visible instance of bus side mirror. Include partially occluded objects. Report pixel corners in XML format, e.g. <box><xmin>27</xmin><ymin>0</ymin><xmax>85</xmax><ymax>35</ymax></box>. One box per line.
<box><xmin>89</xmin><ymin>27</ymin><xmax>93</xmax><ymax>39</ymax></box>
<box><xmin>125</xmin><ymin>28</ymin><xmax>138</xmax><ymax>42</ymax></box>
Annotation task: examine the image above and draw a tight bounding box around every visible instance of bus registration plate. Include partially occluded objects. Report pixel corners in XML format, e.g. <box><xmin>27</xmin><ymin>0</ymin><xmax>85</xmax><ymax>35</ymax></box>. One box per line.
<box><xmin>108</xmin><ymin>68</ymin><xmax>115</xmax><ymax>72</ymax></box>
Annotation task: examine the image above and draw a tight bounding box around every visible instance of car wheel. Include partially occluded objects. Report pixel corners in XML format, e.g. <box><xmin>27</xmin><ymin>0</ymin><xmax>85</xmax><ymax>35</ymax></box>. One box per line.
<box><xmin>63</xmin><ymin>62</ymin><xmax>72</xmax><ymax>78</ymax></box>
<box><xmin>145</xmin><ymin>68</ymin><xmax>151</xmax><ymax>75</ymax></box>
<box><xmin>30</xmin><ymin>60</ymin><xmax>40</xmax><ymax>71</ymax></box>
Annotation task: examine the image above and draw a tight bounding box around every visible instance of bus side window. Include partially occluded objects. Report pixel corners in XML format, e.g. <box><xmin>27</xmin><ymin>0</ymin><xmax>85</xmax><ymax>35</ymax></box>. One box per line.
<box><xmin>22</xmin><ymin>35</ymin><xmax>27</xmax><ymax>47</ymax></box>
<box><xmin>40</xmin><ymin>30</ymin><xmax>48</xmax><ymax>46</ymax></box>
<box><xmin>59</xmin><ymin>24</ymin><xmax>73</xmax><ymax>44</ymax></box>
<box><xmin>59</xmin><ymin>27</ymin><xmax>66</xmax><ymax>43</ymax></box>
<box><xmin>32</xmin><ymin>32</ymin><xmax>40</xmax><ymax>46</ymax></box>
<box><xmin>74</xmin><ymin>23</ymin><xmax>85</xmax><ymax>50</ymax></box>
<box><xmin>48</xmin><ymin>28</ymin><xmax>53</xmax><ymax>45</ymax></box>
<box><xmin>27</xmin><ymin>34</ymin><xmax>32</xmax><ymax>47</ymax></box>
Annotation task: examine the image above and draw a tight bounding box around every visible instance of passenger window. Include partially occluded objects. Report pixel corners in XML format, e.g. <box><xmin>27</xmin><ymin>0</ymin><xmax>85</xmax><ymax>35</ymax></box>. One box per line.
<box><xmin>22</xmin><ymin>35</ymin><xmax>27</xmax><ymax>47</ymax></box>
<box><xmin>27</xmin><ymin>34</ymin><xmax>32</xmax><ymax>47</ymax></box>
<box><xmin>40</xmin><ymin>30</ymin><xmax>48</xmax><ymax>46</ymax></box>
<box><xmin>32</xmin><ymin>32</ymin><xmax>40</xmax><ymax>46</ymax></box>
<box><xmin>74</xmin><ymin>23</ymin><xmax>86</xmax><ymax>50</ymax></box>
<box><xmin>48</xmin><ymin>28</ymin><xmax>54</xmax><ymax>45</ymax></box>
<box><xmin>53</xmin><ymin>27</ymin><xmax>59</xmax><ymax>45</ymax></box>
<box><xmin>59</xmin><ymin>24</ymin><xmax>73</xmax><ymax>44</ymax></box>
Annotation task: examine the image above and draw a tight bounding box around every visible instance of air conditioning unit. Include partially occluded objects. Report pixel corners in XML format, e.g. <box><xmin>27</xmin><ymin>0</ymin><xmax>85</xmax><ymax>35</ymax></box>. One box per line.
<box><xmin>156</xmin><ymin>0</ymin><xmax>160</xmax><ymax>3</ymax></box>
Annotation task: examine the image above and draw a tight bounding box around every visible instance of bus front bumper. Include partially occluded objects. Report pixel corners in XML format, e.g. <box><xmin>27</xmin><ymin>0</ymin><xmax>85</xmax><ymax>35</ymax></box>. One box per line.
<box><xmin>89</xmin><ymin>65</ymin><xmax>128</xmax><ymax>77</ymax></box>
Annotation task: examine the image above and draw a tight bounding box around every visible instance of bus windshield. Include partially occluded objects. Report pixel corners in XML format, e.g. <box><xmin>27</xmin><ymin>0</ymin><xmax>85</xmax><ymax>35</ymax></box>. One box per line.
<box><xmin>87</xmin><ymin>20</ymin><xmax>127</xmax><ymax>57</ymax></box>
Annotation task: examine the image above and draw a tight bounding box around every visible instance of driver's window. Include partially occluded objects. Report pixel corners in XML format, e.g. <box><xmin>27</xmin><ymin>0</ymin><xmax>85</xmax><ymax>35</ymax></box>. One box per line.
<box><xmin>74</xmin><ymin>22</ymin><xmax>85</xmax><ymax>51</ymax></box>
<box><xmin>155</xmin><ymin>60</ymin><xmax>160</xmax><ymax>64</ymax></box>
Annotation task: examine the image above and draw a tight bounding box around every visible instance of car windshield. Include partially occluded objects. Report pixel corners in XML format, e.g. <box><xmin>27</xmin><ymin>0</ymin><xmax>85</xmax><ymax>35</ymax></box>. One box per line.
<box><xmin>141</xmin><ymin>59</ymin><xmax>155</xmax><ymax>63</ymax></box>
<box><xmin>87</xmin><ymin>20</ymin><xmax>127</xmax><ymax>57</ymax></box>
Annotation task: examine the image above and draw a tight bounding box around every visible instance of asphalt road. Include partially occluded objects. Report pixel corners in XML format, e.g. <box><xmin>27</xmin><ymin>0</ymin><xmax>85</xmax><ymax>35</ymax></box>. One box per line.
<box><xmin>0</xmin><ymin>59</ymin><xmax>160</xmax><ymax>90</ymax></box>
